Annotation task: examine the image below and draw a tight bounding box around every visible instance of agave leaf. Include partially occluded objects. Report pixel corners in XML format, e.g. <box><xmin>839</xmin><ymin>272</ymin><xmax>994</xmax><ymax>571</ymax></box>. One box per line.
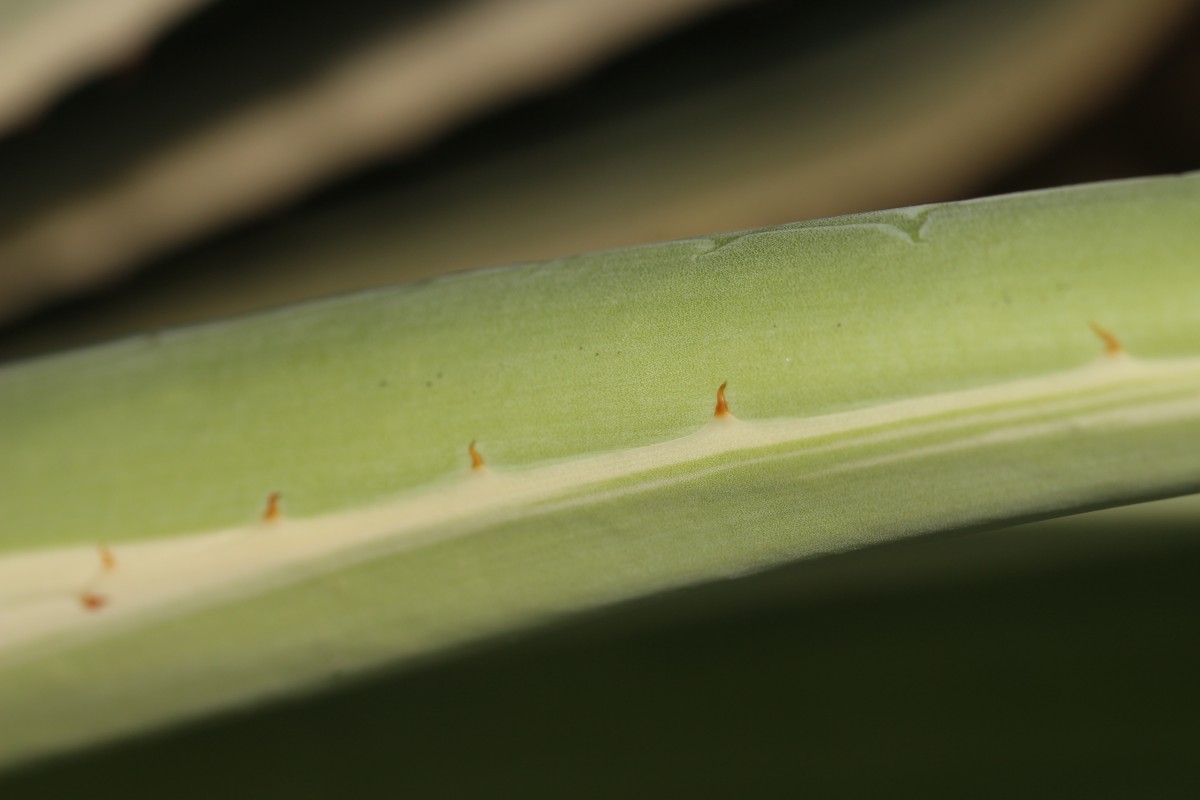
<box><xmin>1</xmin><ymin>175</ymin><xmax>1198</xmax><ymax>766</ymax></box>
<box><xmin>4</xmin><ymin>495</ymin><xmax>1200</xmax><ymax>797</ymax></box>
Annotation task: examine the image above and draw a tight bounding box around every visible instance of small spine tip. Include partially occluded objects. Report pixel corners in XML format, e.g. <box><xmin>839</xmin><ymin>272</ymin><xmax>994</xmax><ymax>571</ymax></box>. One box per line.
<box><xmin>80</xmin><ymin>592</ymin><xmax>107</xmax><ymax>611</ymax></box>
<box><xmin>469</xmin><ymin>440</ymin><xmax>487</xmax><ymax>471</ymax></box>
<box><xmin>264</xmin><ymin>491</ymin><xmax>282</xmax><ymax>523</ymax></box>
<box><xmin>1088</xmin><ymin>321</ymin><xmax>1123</xmax><ymax>357</ymax></box>
<box><xmin>99</xmin><ymin>544</ymin><xmax>116</xmax><ymax>572</ymax></box>
<box><xmin>714</xmin><ymin>381</ymin><xmax>732</xmax><ymax>419</ymax></box>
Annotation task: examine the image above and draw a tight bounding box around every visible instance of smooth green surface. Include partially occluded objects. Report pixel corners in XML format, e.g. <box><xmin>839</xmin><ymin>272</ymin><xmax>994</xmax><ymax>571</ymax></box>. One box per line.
<box><xmin>3</xmin><ymin>175</ymin><xmax>1198</xmax><ymax>553</ymax></box>
<box><xmin>5</xmin><ymin>400</ymin><xmax>1199</xmax><ymax>763</ymax></box>
<box><xmin>4</xmin><ymin>495</ymin><xmax>1200</xmax><ymax>799</ymax></box>
<box><xmin>1</xmin><ymin>176</ymin><xmax>1199</xmax><ymax>769</ymax></box>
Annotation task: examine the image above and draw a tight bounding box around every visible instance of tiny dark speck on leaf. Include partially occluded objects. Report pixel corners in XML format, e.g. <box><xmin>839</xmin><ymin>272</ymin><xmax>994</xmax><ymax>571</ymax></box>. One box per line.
<box><xmin>836</xmin><ymin>322</ymin><xmax>842</xmax><ymax>328</ymax></box>
<box><xmin>437</xmin><ymin>372</ymin><xmax>443</xmax><ymax>379</ymax></box>
<box><xmin>379</xmin><ymin>380</ymin><xmax>388</xmax><ymax>388</ymax></box>
<box><xmin>594</xmin><ymin>352</ymin><xmax>600</xmax><ymax>356</ymax></box>
<box><xmin>425</xmin><ymin>381</ymin><xmax>432</xmax><ymax>388</ymax></box>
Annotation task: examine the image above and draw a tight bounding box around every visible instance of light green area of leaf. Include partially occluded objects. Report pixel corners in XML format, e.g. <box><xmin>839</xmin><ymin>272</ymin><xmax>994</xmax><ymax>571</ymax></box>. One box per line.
<box><xmin>0</xmin><ymin>175</ymin><xmax>1198</xmax><ymax>767</ymax></box>
<box><xmin>4</xmin><ymin>494</ymin><xmax>1200</xmax><ymax>797</ymax></box>
<box><xmin>3</xmin><ymin>175</ymin><xmax>1199</xmax><ymax>553</ymax></box>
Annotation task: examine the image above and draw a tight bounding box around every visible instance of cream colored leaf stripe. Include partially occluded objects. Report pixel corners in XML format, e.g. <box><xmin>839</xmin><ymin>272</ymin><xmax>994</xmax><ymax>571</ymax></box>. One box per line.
<box><xmin>1</xmin><ymin>326</ymin><xmax>1198</xmax><ymax>661</ymax></box>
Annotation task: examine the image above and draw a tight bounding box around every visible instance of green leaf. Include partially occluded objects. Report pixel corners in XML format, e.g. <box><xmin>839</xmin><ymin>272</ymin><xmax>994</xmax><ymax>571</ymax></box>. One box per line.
<box><xmin>1</xmin><ymin>174</ymin><xmax>1198</xmax><ymax>768</ymax></box>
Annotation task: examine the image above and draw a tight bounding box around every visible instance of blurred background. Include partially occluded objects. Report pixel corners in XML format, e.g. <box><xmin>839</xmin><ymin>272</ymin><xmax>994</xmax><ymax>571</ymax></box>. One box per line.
<box><xmin>2</xmin><ymin>0</ymin><xmax>1199</xmax><ymax>796</ymax></box>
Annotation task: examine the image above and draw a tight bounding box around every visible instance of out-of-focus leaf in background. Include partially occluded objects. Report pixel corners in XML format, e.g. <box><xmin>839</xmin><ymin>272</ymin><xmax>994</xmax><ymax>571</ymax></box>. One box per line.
<box><xmin>0</xmin><ymin>0</ymin><xmax>212</xmax><ymax>133</ymax></box>
<box><xmin>0</xmin><ymin>0</ymin><xmax>737</xmax><ymax>324</ymax></box>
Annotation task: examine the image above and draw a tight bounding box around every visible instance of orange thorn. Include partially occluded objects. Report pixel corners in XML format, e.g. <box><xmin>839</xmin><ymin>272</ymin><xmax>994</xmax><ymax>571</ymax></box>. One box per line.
<box><xmin>1089</xmin><ymin>321</ymin><xmax>1122</xmax><ymax>356</ymax></box>
<box><xmin>80</xmin><ymin>592</ymin><xmax>108</xmax><ymax>611</ymax></box>
<box><xmin>99</xmin><ymin>544</ymin><xmax>116</xmax><ymax>572</ymax></box>
<box><xmin>264</xmin><ymin>491</ymin><xmax>282</xmax><ymax>523</ymax></box>
<box><xmin>714</xmin><ymin>381</ymin><xmax>732</xmax><ymax>419</ymax></box>
<box><xmin>468</xmin><ymin>440</ymin><xmax>487</xmax><ymax>471</ymax></box>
